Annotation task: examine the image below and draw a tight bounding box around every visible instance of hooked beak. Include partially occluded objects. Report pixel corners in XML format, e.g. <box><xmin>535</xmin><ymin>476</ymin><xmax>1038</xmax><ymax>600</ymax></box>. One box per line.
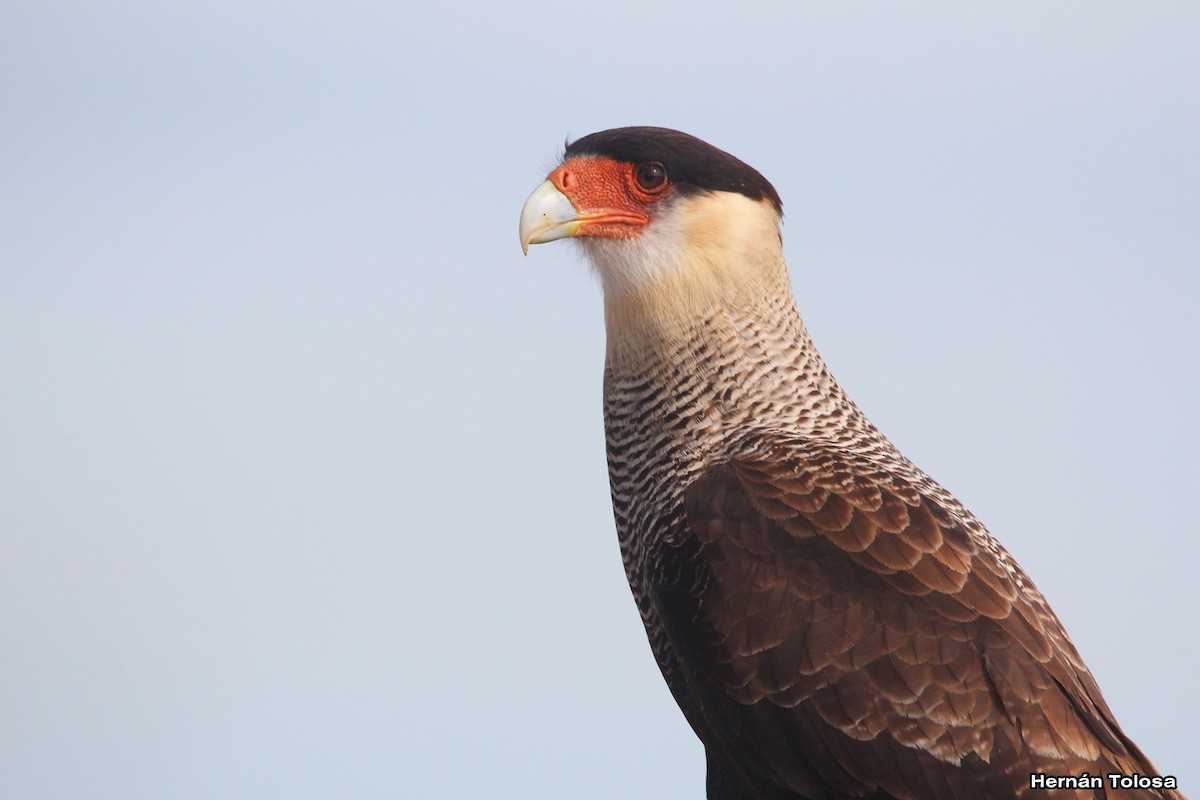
<box><xmin>519</xmin><ymin>180</ymin><xmax>581</xmax><ymax>255</ymax></box>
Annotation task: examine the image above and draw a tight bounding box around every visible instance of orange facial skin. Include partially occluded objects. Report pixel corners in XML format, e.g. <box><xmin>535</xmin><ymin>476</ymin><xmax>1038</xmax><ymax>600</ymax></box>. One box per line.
<box><xmin>548</xmin><ymin>157</ymin><xmax>672</xmax><ymax>240</ymax></box>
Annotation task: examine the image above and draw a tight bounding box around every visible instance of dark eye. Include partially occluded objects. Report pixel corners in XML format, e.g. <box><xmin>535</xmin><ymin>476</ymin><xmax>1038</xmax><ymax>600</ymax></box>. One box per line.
<box><xmin>634</xmin><ymin>162</ymin><xmax>668</xmax><ymax>192</ymax></box>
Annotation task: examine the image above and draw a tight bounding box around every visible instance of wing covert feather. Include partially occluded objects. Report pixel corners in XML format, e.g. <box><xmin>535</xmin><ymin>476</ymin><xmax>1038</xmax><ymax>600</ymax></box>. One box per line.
<box><xmin>666</xmin><ymin>439</ymin><xmax>1177</xmax><ymax>799</ymax></box>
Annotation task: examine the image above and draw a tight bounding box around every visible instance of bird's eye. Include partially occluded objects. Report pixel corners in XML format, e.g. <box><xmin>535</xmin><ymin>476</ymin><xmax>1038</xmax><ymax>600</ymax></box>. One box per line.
<box><xmin>634</xmin><ymin>162</ymin><xmax>668</xmax><ymax>192</ymax></box>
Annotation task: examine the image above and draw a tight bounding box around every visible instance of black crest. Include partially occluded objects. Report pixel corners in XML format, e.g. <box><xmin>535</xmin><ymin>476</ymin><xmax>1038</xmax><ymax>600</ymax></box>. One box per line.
<box><xmin>565</xmin><ymin>127</ymin><xmax>783</xmax><ymax>214</ymax></box>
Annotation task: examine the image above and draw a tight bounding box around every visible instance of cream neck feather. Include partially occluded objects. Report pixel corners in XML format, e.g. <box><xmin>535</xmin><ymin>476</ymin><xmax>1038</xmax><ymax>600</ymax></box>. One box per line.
<box><xmin>578</xmin><ymin>192</ymin><xmax>790</xmax><ymax>367</ymax></box>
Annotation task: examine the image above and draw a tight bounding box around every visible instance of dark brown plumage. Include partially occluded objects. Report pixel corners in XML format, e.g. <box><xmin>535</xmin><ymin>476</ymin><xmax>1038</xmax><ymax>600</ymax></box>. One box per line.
<box><xmin>519</xmin><ymin>127</ymin><xmax>1182</xmax><ymax>799</ymax></box>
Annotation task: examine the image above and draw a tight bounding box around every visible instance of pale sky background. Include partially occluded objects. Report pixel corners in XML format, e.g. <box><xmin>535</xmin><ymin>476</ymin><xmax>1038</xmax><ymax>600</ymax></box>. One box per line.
<box><xmin>3</xmin><ymin>3</ymin><xmax>1197</xmax><ymax>798</ymax></box>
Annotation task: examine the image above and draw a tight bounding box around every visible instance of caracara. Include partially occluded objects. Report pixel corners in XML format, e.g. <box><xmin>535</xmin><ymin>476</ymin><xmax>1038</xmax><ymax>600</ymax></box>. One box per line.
<box><xmin>518</xmin><ymin>126</ymin><xmax>1181</xmax><ymax>800</ymax></box>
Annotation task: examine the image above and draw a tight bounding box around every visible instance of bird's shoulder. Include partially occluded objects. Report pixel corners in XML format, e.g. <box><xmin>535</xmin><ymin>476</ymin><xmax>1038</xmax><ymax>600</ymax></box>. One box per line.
<box><xmin>661</xmin><ymin>432</ymin><xmax>1168</xmax><ymax>798</ymax></box>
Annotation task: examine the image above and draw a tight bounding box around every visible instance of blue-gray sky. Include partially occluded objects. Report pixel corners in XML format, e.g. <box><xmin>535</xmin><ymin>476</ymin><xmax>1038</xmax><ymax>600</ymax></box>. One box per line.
<box><xmin>3</xmin><ymin>3</ymin><xmax>1197</xmax><ymax>798</ymax></box>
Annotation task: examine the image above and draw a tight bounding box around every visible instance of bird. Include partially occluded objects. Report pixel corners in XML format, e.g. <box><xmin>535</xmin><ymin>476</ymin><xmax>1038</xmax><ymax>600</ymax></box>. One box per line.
<box><xmin>518</xmin><ymin>127</ymin><xmax>1182</xmax><ymax>800</ymax></box>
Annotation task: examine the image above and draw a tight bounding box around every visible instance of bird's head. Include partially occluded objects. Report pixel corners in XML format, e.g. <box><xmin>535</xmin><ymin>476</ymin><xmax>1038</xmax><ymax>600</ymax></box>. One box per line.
<box><xmin>520</xmin><ymin>127</ymin><xmax>787</xmax><ymax>326</ymax></box>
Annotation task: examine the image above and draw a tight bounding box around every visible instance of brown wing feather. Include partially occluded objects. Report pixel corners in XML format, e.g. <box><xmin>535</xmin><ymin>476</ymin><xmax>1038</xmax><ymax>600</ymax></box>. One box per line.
<box><xmin>670</xmin><ymin>438</ymin><xmax>1180</xmax><ymax>800</ymax></box>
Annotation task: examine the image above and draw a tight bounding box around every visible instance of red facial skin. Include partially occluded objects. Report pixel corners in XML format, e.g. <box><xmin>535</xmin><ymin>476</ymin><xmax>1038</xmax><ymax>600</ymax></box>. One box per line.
<box><xmin>548</xmin><ymin>157</ymin><xmax>672</xmax><ymax>240</ymax></box>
